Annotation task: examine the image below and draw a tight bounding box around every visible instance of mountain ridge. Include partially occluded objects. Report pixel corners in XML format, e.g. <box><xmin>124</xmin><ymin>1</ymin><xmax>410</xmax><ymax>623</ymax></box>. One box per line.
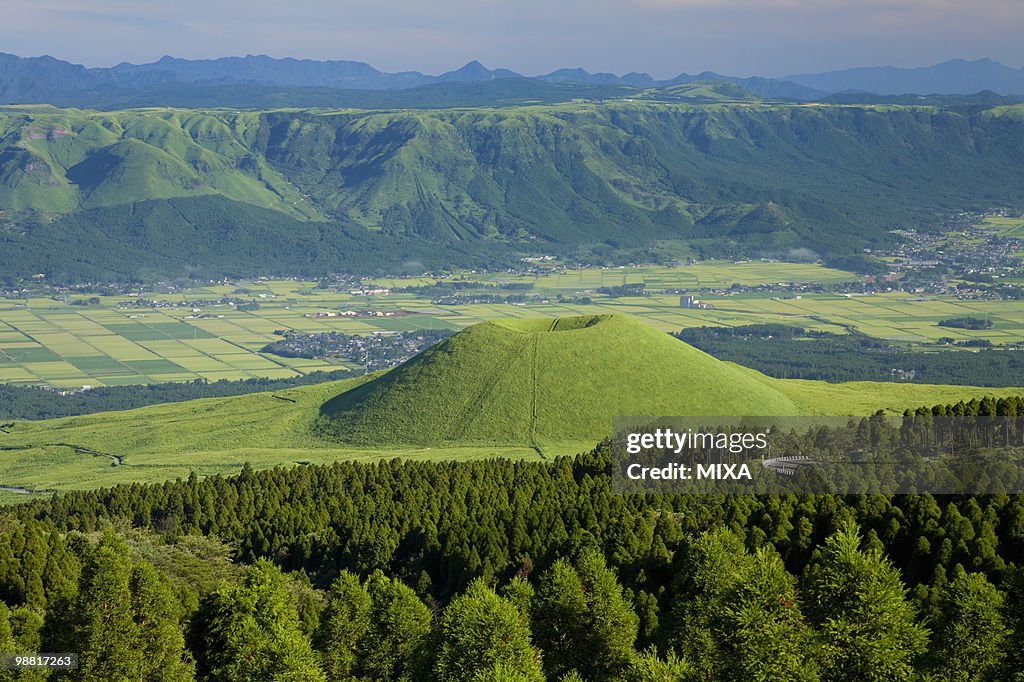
<box><xmin>4</xmin><ymin>53</ymin><xmax>1024</xmax><ymax>106</ymax></box>
<box><xmin>4</xmin><ymin>102</ymin><xmax>1024</xmax><ymax>280</ymax></box>
<box><xmin>785</xmin><ymin>58</ymin><xmax>1024</xmax><ymax>96</ymax></box>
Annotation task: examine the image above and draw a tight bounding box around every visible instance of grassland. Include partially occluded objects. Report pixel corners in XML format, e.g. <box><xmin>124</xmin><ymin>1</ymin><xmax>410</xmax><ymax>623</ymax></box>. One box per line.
<box><xmin>6</xmin><ymin>261</ymin><xmax>1024</xmax><ymax>388</ymax></box>
<box><xmin>2</xmin><ymin>312</ymin><xmax>1023</xmax><ymax>500</ymax></box>
<box><xmin>0</xmin><ymin>108</ymin><xmax>318</xmax><ymax>218</ymax></box>
<box><xmin>0</xmin><ymin>372</ymin><xmax>541</xmax><ymax>498</ymax></box>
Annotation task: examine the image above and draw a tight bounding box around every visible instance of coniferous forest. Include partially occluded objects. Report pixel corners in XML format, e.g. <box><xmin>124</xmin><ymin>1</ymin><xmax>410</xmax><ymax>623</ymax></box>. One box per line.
<box><xmin>3</xmin><ymin>397</ymin><xmax>1024</xmax><ymax>679</ymax></box>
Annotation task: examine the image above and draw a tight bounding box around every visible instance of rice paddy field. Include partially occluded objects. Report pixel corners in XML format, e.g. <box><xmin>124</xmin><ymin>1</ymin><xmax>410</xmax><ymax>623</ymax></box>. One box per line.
<box><xmin>982</xmin><ymin>215</ymin><xmax>1024</xmax><ymax>237</ymax></box>
<box><xmin>2</xmin><ymin>260</ymin><xmax>1023</xmax><ymax>388</ymax></box>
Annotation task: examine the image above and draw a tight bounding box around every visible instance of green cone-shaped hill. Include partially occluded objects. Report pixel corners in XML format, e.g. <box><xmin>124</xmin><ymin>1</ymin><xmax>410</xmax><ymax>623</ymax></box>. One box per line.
<box><xmin>317</xmin><ymin>314</ymin><xmax>800</xmax><ymax>446</ymax></box>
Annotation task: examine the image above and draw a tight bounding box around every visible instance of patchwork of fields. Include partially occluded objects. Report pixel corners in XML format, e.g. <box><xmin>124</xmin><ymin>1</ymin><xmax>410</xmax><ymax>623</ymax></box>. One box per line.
<box><xmin>982</xmin><ymin>215</ymin><xmax>1024</xmax><ymax>237</ymax></box>
<box><xmin>2</xmin><ymin>261</ymin><xmax>1023</xmax><ymax>388</ymax></box>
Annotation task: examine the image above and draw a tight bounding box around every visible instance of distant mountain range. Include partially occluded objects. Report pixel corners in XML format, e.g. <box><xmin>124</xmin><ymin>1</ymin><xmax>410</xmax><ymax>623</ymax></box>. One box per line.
<box><xmin>785</xmin><ymin>58</ymin><xmax>1024</xmax><ymax>96</ymax></box>
<box><xmin>0</xmin><ymin>52</ymin><xmax>820</xmax><ymax>104</ymax></box>
<box><xmin>3</xmin><ymin>53</ymin><xmax>1022</xmax><ymax>108</ymax></box>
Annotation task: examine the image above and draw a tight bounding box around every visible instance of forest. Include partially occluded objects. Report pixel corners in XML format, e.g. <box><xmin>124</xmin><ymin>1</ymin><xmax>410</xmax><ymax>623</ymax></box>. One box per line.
<box><xmin>676</xmin><ymin>324</ymin><xmax>1024</xmax><ymax>386</ymax></box>
<box><xmin>1</xmin><ymin>396</ymin><xmax>1023</xmax><ymax>680</ymax></box>
<box><xmin>938</xmin><ymin>317</ymin><xmax>994</xmax><ymax>330</ymax></box>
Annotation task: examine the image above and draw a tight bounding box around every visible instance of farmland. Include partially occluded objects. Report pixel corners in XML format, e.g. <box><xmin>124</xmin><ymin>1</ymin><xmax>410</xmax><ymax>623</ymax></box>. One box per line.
<box><xmin>982</xmin><ymin>214</ymin><xmax>1024</xmax><ymax>237</ymax></box>
<box><xmin>3</xmin><ymin>260</ymin><xmax>1024</xmax><ymax>389</ymax></box>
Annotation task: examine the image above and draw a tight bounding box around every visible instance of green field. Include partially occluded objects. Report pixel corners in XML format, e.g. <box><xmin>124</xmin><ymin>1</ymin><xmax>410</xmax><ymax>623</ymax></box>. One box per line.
<box><xmin>5</xmin><ymin>262</ymin><xmax>1024</xmax><ymax>388</ymax></box>
<box><xmin>2</xmin><ymin>312</ymin><xmax>1022</xmax><ymax>499</ymax></box>
<box><xmin>982</xmin><ymin>215</ymin><xmax>1024</xmax><ymax>237</ymax></box>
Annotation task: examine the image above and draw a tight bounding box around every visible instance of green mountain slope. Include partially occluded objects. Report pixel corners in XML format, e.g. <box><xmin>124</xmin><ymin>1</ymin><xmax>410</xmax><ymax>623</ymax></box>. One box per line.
<box><xmin>0</xmin><ymin>196</ymin><xmax>508</xmax><ymax>282</ymax></box>
<box><xmin>0</xmin><ymin>108</ymin><xmax>316</xmax><ymax>217</ymax></box>
<box><xmin>3</xmin><ymin>103</ymin><xmax>1024</xmax><ymax>279</ymax></box>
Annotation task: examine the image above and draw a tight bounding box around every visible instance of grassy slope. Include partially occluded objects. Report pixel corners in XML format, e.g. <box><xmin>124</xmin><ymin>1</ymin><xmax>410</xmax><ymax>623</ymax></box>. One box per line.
<box><xmin>0</xmin><ymin>373</ymin><xmax>541</xmax><ymax>492</ymax></box>
<box><xmin>2</xmin><ymin>314</ymin><xmax>1022</xmax><ymax>494</ymax></box>
<box><xmin>317</xmin><ymin>314</ymin><xmax>799</xmax><ymax>447</ymax></box>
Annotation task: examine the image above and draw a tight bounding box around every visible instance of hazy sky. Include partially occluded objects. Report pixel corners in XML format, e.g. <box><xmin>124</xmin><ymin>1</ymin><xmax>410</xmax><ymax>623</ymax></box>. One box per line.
<box><xmin>3</xmin><ymin>0</ymin><xmax>1023</xmax><ymax>77</ymax></box>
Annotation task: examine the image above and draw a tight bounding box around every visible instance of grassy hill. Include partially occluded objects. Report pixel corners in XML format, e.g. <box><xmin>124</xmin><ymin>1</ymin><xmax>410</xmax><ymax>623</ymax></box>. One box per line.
<box><xmin>316</xmin><ymin>314</ymin><xmax>799</xmax><ymax>447</ymax></box>
<box><xmin>2</xmin><ymin>314</ymin><xmax>1023</xmax><ymax>498</ymax></box>
<box><xmin>4</xmin><ymin>102</ymin><xmax>1024</xmax><ymax>280</ymax></box>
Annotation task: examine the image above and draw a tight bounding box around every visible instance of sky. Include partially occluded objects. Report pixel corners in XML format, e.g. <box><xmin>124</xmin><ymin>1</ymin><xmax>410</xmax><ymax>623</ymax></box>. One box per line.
<box><xmin>2</xmin><ymin>0</ymin><xmax>1023</xmax><ymax>78</ymax></box>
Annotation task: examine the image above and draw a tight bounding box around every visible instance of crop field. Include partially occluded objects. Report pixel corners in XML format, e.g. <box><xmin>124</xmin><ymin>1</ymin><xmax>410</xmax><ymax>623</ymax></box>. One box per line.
<box><xmin>366</xmin><ymin>260</ymin><xmax>858</xmax><ymax>291</ymax></box>
<box><xmin>2</xmin><ymin>262</ymin><xmax>1023</xmax><ymax>388</ymax></box>
<box><xmin>982</xmin><ymin>215</ymin><xmax>1024</xmax><ymax>237</ymax></box>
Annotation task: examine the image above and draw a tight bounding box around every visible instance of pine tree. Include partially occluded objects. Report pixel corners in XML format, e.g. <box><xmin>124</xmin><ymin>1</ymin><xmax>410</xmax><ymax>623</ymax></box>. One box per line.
<box><xmin>1002</xmin><ymin>565</ymin><xmax>1024</xmax><ymax>678</ymax></box>
<box><xmin>8</xmin><ymin>607</ymin><xmax>46</xmax><ymax>682</ymax></box>
<box><xmin>669</xmin><ymin>527</ymin><xmax>753</xmax><ymax>677</ymax></box>
<box><xmin>719</xmin><ymin>546</ymin><xmax>818</xmax><ymax>681</ymax></box>
<box><xmin>130</xmin><ymin>561</ymin><xmax>194</xmax><ymax>681</ymax></box>
<box><xmin>69</xmin><ymin>533</ymin><xmax>144</xmax><ymax>682</ymax></box>
<box><xmin>358</xmin><ymin>570</ymin><xmax>432</xmax><ymax>681</ymax></box>
<box><xmin>670</xmin><ymin>528</ymin><xmax>816</xmax><ymax>681</ymax></box>
<box><xmin>622</xmin><ymin>647</ymin><xmax>694</xmax><ymax>682</ymax></box>
<box><xmin>314</xmin><ymin>571</ymin><xmax>370</xmax><ymax>681</ymax></box>
<box><xmin>0</xmin><ymin>603</ymin><xmax>15</xmax><ymax>682</ymax></box>
<box><xmin>501</xmin><ymin>576</ymin><xmax>534</xmax><ymax>625</ymax></box>
<box><xmin>533</xmin><ymin>548</ymin><xmax>638</xmax><ymax>680</ymax></box>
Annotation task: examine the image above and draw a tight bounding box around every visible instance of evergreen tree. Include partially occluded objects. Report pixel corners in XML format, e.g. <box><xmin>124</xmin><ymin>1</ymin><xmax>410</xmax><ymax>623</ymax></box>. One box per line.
<box><xmin>129</xmin><ymin>561</ymin><xmax>194</xmax><ymax>681</ymax></box>
<box><xmin>1003</xmin><ymin>565</ymin><xmax>1024</xmax><ymax>678</ymax></box>
<box><xmin>314</xmin><ymin>571</ymin><xmax>370</xmax><ymax>681</ymax></box>
<box><xmin>669</xmin><ymin>527</ymin><xmax>753</xmax><ymax>678</ymax></box>
<box><xmin>358</xmin><ymin>570</ymin><xmax>432</xmax><ymax>681</ymax></box>
<box><xmin>8</xmin><ymin>607</ymin><xmax>46</xmax><ymax>682</ymax></box>
<box><xmin>533</xmin><ymin>548</ymin><xmax>639</xmax><ymax>680</ymax></box>
<box><xmin>0</xmin><ymin>603</ymin><xmax>15</xmax><ymax>682</ymax></box>
<box><xmin>188</xmin><ymin>559</ymin><xmax>325</xmax><ymax>682</ymax></box>
<box><xmin>671</xmin><ymin>529</ymin><xmax>817</xmax><ymax>681</ymax></box>
<box><xmin>622</xmin><ymin>647</ymin><xmax>694</xmax><ymax>682</ymax></box>
<box><xmin>719</xmin><ymin>546</ymin><xmax>818</xmax><ymax>681</ymax></box>
<box><xmin>804</xmin><ymin>521</ymin><xmax>928</xmax><ymax>682</ymax></box>
<box><xmin>66</xmin><ymin>533</ymin><xmax>144</xmax><ymax>682</ymax></box>
<box><xmin>929</xmin><ymin>572</ymin><xmax>1008</xmax><ymax>681</ymax></box>
<box><xmin>434</xmin><ymin>579</ymin><xmax>543</xmax><ymax>682</ymax></box>
<box><xmin>501</xmin><ymin>576</ymin><xmax>534</xmax><ymax>625</ymax></box>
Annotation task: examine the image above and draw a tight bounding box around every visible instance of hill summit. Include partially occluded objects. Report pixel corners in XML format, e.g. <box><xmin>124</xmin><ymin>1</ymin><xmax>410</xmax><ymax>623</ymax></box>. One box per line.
<box><xmin>316</xmin><ymin>314</ymin><xmax>799</xmax><ymax>447</ymax></box>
